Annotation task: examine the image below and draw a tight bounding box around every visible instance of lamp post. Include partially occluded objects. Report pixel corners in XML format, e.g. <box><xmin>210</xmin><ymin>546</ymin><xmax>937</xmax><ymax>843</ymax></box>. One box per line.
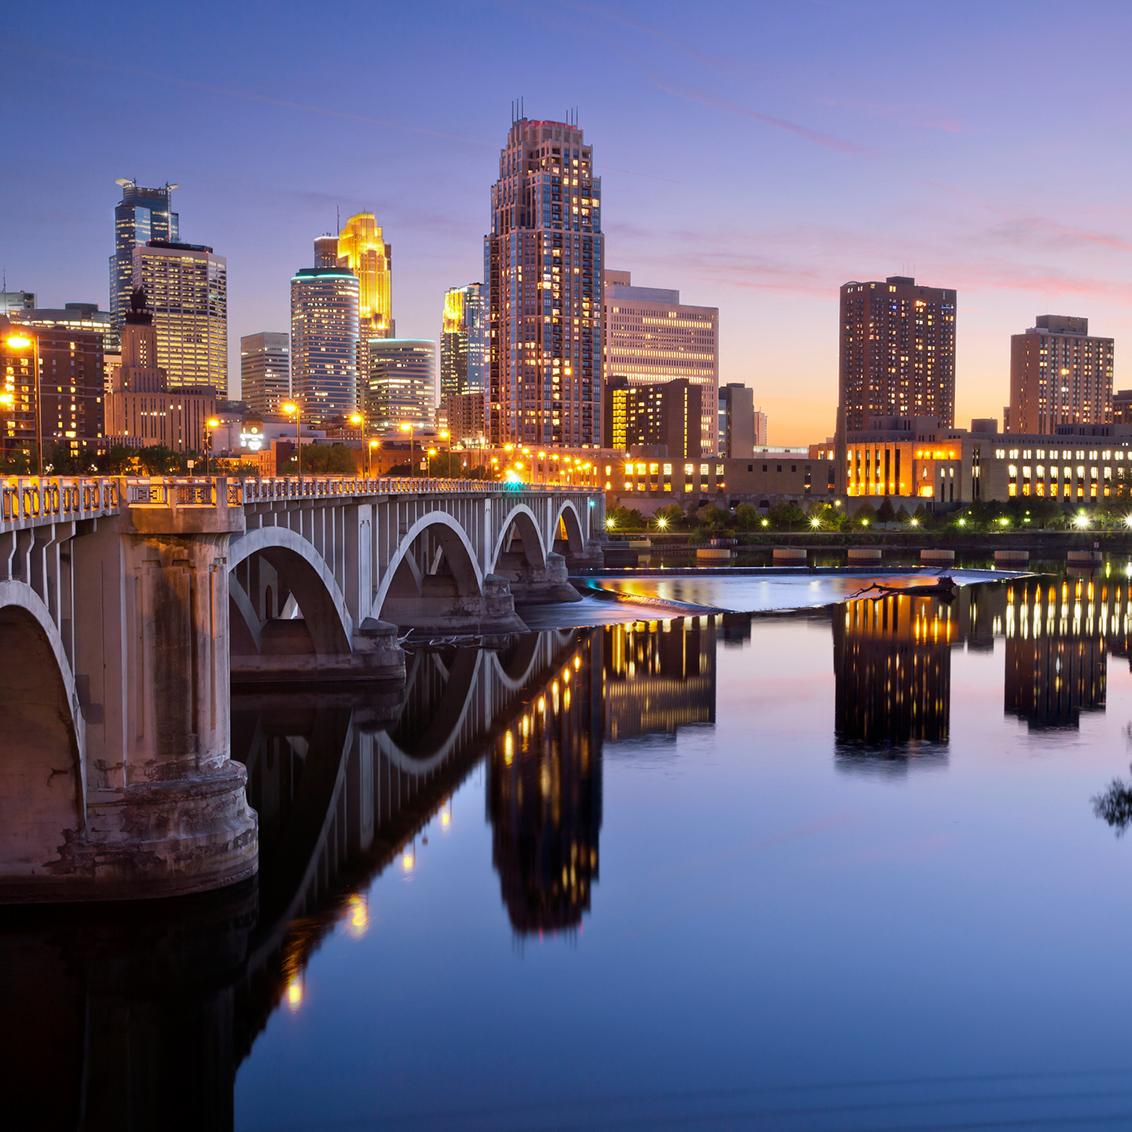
<box><xmin>399</xmin><ymin>421</ymin><xmax>416</xmax><ymax>476</ymax></box>
<box><xmin>426</xmin><ymin>446</ymin><xmax>438</xmax><ymax>477</ymax></box>
<box><xmin>205</xmin><ymin>416</ymin><xmax>220</xmax><ymax>476</ymax></box>
<box><xmin>281</xmin><ymin>400</ymin><xmax>302</xmax><ymax>484</ymax></box>
<box><xmin>367</xmin><ymin>438</ymin><xmax>380</xmax><ymax>478</ymax></box>
<box><xmin>5</xmin><ymin>333</ymin><xmax>42</xmax><ymax>476</ymax></box>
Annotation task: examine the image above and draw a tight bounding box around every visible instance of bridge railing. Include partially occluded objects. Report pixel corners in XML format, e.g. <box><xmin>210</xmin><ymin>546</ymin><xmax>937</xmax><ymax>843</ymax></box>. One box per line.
<box><xmin>237</xmin><ymin>476</ymin><xmax>597</xmax><ymax>503</ymax></box>
<box><xmin>0</xmin><ymin>477</ymin><xmax>121</xmax><ymax>529</ymax></box>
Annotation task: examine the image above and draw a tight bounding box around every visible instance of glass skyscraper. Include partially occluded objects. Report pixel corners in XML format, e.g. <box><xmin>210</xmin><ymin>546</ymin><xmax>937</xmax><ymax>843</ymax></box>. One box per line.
<box><xmin>485</xmin><ymin>116</ymin><xmax>604</xmax><ymax>447</ymax></box>
<box><xmin>440</xmin><ymin>283</ymin><xmax>486</xmax><ymax>398</ymax></box>
<box><xmin>364</xmin><ymin>338</ymin><xmax>435</xmax><ymax>433</ymax></box>
<box><xmin>290</xmin><ymin>267</ymin><xmax>360</xmax><ymax>426</ymax></box>
<box><xmin>109</xmin><ymin>180</ymin><xmax>179</xmax><ymax>343</ymax></box>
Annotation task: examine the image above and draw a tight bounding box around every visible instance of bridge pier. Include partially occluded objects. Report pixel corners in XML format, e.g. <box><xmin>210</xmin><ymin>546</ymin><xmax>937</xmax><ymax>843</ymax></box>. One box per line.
<box><xmin>502</xmin><ymin>551</ymin><xmax>582</xmax><ymax>606</ymax></box>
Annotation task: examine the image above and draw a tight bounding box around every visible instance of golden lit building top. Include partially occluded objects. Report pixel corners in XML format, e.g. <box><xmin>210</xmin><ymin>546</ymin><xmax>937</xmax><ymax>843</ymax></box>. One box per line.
<box><xmin>337</xmin><ymin>213</ymin><xmax>393</xmax><ymax>339</ymax></box>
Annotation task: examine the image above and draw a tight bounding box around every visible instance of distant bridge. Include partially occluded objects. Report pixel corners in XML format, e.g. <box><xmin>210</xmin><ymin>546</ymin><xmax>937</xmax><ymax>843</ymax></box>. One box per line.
<box><xmin>0</xmin><ymin>475</ymin><xmax>603</xmax><ymax>902</ymax></box>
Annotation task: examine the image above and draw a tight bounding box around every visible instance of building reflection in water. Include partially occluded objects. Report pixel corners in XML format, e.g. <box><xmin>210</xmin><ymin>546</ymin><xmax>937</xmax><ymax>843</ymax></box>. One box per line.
<box><xmin>833</xmin><ymin>593</ymin><xmax>955</xmax><ymax>756</ymax></box>
<box><xmin>1003</xmin><ymin>578</ymin><xmax>1130</xmax><ymax>730</ymax></box>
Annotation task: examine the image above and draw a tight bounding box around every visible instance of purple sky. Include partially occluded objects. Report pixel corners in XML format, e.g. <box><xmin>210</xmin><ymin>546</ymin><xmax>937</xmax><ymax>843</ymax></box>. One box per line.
<box><xmin>8</xmin><ymin>0</ymin><xmax>1132</xmax><ymax>443</ymax></box>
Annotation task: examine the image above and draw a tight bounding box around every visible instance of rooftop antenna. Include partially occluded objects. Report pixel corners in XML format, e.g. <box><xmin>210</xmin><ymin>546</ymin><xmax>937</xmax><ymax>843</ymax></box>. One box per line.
<box><xmin>336</xmin><ymin>204</ymin><xmax>340</xmax><ymax>236</ymax></box>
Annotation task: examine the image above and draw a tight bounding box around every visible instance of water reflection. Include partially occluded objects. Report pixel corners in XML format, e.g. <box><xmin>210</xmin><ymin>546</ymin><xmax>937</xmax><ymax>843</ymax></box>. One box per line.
<box><xmin>11</xmin><ymin>582</ymin><xmax>1132</xmax><ymax>1125</ymax></box>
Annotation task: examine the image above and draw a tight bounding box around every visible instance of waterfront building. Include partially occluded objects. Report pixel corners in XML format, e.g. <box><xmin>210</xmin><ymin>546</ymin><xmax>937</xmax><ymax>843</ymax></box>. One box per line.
<box><xmin>604</xmin><ymin>269</ymin><xmax>719</xmax><ymax>453</ymax></box>
<box><xmin>132</xmin><ymin>240</ymin><xmax>227</xmax><ymax>394</ymax></box>
<box><xmin>240</xmin><ymin>331</ymin><xmax>291</xmax><ymax>416</ymax></box>
<box><xmin>104</xmin><ymin>290</ymin><xmax>215</xmax><ymax>452</ymax></box>
<box><xmin>485</xmin><ymin>115</ymin><xmax>604</xmax><ymax>447</ymax></box>
<box><xmin>604</xmin><ymin>376</ymin><xmax>702</xmax><ymax>458</ymax></box>
<box><xmin>841</xmin><ymin>415</ymin><xmax>1132</xmax><ymax>504</ymax></box>
<box><xmin>0</xmin><ymin>317</ymin><xmax>104</xmax><ymax>460</ymax></box>
<box><xmin>440</xmin><ymin>283</ymin><xmax>487</xmax><ymax>399</ymax></box>
<box><xmin>838</xmin><ymin>276</ymin><xmax>957</xmax><ymax>435</ymax></box>
<box><xmin>109</xmin><ymin>180</ymin><xmax>179</xmax><ymax>342</ymax></box>
<box><xmin>363</xmin><ymin>338</ymin><xmax>435</xmax><ymax>433</ymax></box>
<box><xmin>1007</xmin><ymin>315</ymin><xmax>1114</xmax><ymax>434</ymax></box>
<box><xmin>289</xmin><ymin>267</ymin><xmax>360</xmax><ymax>427</ymax></box>
<box><xmin>337</xmin><ymin>213</ymin><xmax>394</xmax><ymax>340</ymax></box>
<box><xmin>717</xmin><ymin>382</ymin><xmax>757</xmax><ymax>457</ymax></box>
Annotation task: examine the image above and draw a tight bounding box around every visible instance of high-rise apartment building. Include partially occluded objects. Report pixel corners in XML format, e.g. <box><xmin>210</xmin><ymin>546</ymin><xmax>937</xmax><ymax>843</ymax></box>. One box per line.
<box><xmin>110</xmin><ymin>180</ymin><xmax>179</xmax><ymax>341</ymax></box>
<box><xmin>363</xmin><ymin>338</ymin><xmax>435</xmax><ymax>433</ymax></box>
<box><xmin>337</xmin><ymin>214</ymin><xmax>394</xmax><ymax>339</ymax></box>
<box><xmin>1113</xmin><ymin>389</ymin><xmax>1132</xmax><ymax>425</ymax></box>
<box><xmin>717</xmin><ymin>382</ymin><xmax>757</xmax><ymax>458</ymax></box>
<box><xmin>132</xmin><ymin>240</ymin><xmax>227</xmax><ymax>394</ymax></box>
<box><xmin>604</xmin><ymin>376</ymin><xmax>702</xmax><ymax>457</ymax></box>
<box><xmin>13</xmin><ymin>302</ymin><xmax>113</xmax><ymax>354</ymax></box>
<box><xmin>0</xmin><ymin>317</ymin><xmax>104</xmax><ymax>459</ymax></box>
<box><xmin>240</xmin><ymin>332</ymin><xmax>291</xmax><ymax>415</ymax></box>
<box><xmin>1007</xmin><ymin>315</ymin><xmax>1114</xmax><ymax>434</ymax></box>
<box><xmin>485</xmin><ymin>115</ymin><xmax>604</xmax><ymax>446</ymax></box>
<box><xmin>440</xmin><ymin>283</ymin><xmax>487</xmax><ymax>398</ymax></box>
<box><xmin>290</xmin><ymin>267</ymin><xmax>360</xmax><ymax>427</ymax></box>
<box><xmin>604</xmin><ymin>269</ymin><xmax>719</xmax><ymax>452</ymax></box>
<box><xmin>838</xmin><ymin>276</ymin><xmax>957</xmax><ymax>434</ymax></box>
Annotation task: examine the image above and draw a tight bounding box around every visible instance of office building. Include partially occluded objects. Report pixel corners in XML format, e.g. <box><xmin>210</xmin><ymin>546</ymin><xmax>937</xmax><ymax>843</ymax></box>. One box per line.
<box><xmin>240</xmin><ymin>332</ymin><xmax>291</xmax><ymax>416</ymax></box>
<box><xmin>0</xmin><ymin>317</ymin><xmax>104</xmax><ymax>461</ymax></box>
<box><xmin>718</xmin><ymin>382</ymin><xmax>757</xmax><ymax>457</ymax></box>
<box><xmin>110</xmin><ymin>180</ymin><xmax>179</xmax><ymax>342</ymax></box>
<box><xmin>104</xmin><ymin>290</ymin><xmax>214</xmax><ymax>452</ymax></box>
<box><xmin>1007</xmin><ymin>315</ymin><xmax>1114</xmax><ymax>434</ymax></box>
<box><xmin>1114</xmin><ymin>389</ymin><xmax>1132</xmax><ymax>424</ymax></box>
<box><xmin>337</xmin><ymin>213</ymin><xmax>394</xmax><ymax>340</ymax></box>
<box><xmin>443</xmin><ymin>390</ymin><xmax>487</xmax><ymax>445</ymax></box>
<box><xmin>440</xmin><ymin>283</ymin><xmax>487</xmax><ymax>398</ymax></box>
<box><xmin>132</xmin><ymin>240</ymin><xmax>227</xmax><ymax>394</ymax></box>
<box><xmin>13</xmin><ymin>302</ymin><xmax>113</xmax><ymax>355</ymax></box>
<box><xmin>313</xmin><ymin>234</ymin><xmax>339</xmax><ymax>269</ymax></box>
<box><xmin>485</xmin><ymin>115</ymin><xmax>604</xmax><ymax>447</ymax></box>
<box><xmin>604</xmin><ymin>376</ymin><xmax>702</xmax><ymax>457</ymax></box>
<box><xmin>1</xmin><ymin>292</ymin><xmax>34</xmax><ymax>316</ymax></box>
<box><xmin>363</xmin><ymin>338</ymin><xmax>435</xmax><ymax>432</ymax></box>
<box><xmin>754</xmin><ymin>409</ymin><xmax>768</xmax><ymax>447</ymax></box>
<box><xmin>289</xmin><ymin>266</ymin><xmax>359</xmax><ymax>427</ymax></box>
<box><xmin>838</xmin><ymin>276</ymin><xmax>957</xmax><ymax>434</ymax></box>
<box><xmin>604</xmin><ymin>269</ymin><xmax>719</xmax><ymax>452</ymax></box>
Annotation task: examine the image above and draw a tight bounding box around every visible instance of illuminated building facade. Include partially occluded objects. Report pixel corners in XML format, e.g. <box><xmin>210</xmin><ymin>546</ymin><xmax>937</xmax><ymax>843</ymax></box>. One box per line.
<box><xmin>109</xmin><ymin>180</ymin><xmax>179</xmax><ymax>344</ymax></box>
<box><xmin>1007</xmin><ymin>315</ymin><xmax>1113</xmax><ymax>434</ymax></box>
<box><xmin>104</xmin><ymin>295</ymin><xmax>215</xmax><ymax>452</ymax></box>
<box><xmin>440</xmin><ymin>283</ymin><xmax>486</xmax><ymax>398</ymax></box>
<box><xmin>132</xmin><ymin>241</ymin><xmax>227</xmax><ymax>395</ymax></box>
<box><xmin>485</xmin><ymin>115</ymin><xmax>604</xmax><ymax>447</ymax></box>
<box><xmin>363</xmin><ymin>338</ymin><xmax>435</xmax><ymax>433</ymax></box>
<box><xmin>603</xmin><ymin>375</ymin><xmax>703</xmax><ymax>458</ymax></box>
<box><xmin>289</xmin><ymin>267</ymin><xmax>359</xmax><ymax>427</ymax></box>
<box><xmin>336</xmin><ymin>213</ymin><xmax>393</xmax><ymax>340</ymax></box>
<box><xmin>1114</xmin><ymin>389</ymin><xmax>1132</xmax><ymax>425</ymax></box>
<box><xmin>838</xmin><ymin>276</ymin><xmax>956</xmax><ymax>436</ymax></box>
<box><xmin>240</xmin><ymin>332</ymin><xmax>291</xmax><ymax>416</ymax></box>
<box><xmin>442</xmin><ymin>390</ymin><xmax>486</xmax><ymax>445</ymax></box>
<box><xmin>604</xmin><ymin>269</ymin><xmax>719</xmax><ymax>453</ymax></box>
<box><xmin>833</xmin><ymin>594</ymin><xmax>954</xmax><ymax>748</ymax></box>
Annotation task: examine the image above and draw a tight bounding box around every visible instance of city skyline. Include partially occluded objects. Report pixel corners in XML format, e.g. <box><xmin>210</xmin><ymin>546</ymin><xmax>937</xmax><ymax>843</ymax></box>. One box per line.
<box><xmin>8</xmin><ymin>1</ymin><xmax>1132</xmax><ymax>443</ymax></box>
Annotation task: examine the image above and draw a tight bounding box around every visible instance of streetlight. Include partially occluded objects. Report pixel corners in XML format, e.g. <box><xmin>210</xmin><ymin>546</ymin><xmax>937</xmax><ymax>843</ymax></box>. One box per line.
<box><xmin>281</xmin><ymin>400</ymin><xmax>302</xmax><ymax>483</ymax></box>
<box><xmin>399</xmin><ymin>422</ymin><xmax>416</xmax><ymax>475</ymax></box>
<box><xmin>426</xmin><ymin>446</ymin><xmax>438</xmax><ymax>477</ymax></box>
<box><xmin>205</xmin><ymin>416</ymin><xmax>221</xmax><ymax>476</ymax></box>
<box><xmin>5</xmin><ymin>333</ymin><xmax>42</xmax><ymax>476</ymax></box>
<box><xmin>367</xmin><ymin>438</ymin><xmax>380</xmax><ymax>478</ymax></box>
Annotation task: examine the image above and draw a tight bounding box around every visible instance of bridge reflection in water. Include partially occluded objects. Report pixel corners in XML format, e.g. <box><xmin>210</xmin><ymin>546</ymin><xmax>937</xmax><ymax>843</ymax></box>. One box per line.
<box><xmin>0</xmin><ymin>616</ymin><xmax>720</xmax><ymax>1129</ymax></box>
<box><xmin>11</xmin><ymin>582</ymin><xmax>1132</xmax><ymax>1126</ymax></box>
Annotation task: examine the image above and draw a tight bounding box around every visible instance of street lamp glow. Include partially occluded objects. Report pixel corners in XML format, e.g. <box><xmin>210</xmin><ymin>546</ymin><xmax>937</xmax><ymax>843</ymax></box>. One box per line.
<box><xmin>348</xmin><ymin>412</ymin><xmax>364</xmax><ymax>427</ymax></box>
<box><xmin>281</xmin><ymin>401</ymin><xmax>298</xmax><ymax>416</ymax></box>
<box><xmin>809</xmin><ymin>516</ymin><xmax>821</xmax><ymax>529</ymax></box>
<box><xmin>1123</xmin><ymin>515</ymin><xmax>1132</xmax><ymax>529</ymax></box>
<box><xmin>399</xmin><ymin>422</ymin><xmax>412</xmax><ymax>433</ymax></box>
<box><xmin>5</xmin><ymin>334</ymin><xmax>32</xmax><ymax>350</ymax></box>
<box><xmin>1074</xmin><ymin>512</ymin><xmax>1091</xmax><ymax>530</ymax></box>
<box><xmin>998</xmin><ymin>516</ymin><xmax>1010</xmax><ymax>527</ymax></box>
<box><xmin>0</xmin><ymin>392</ymin><xmax>13</xmax><ymax>408</ymax></box>
<box><xmin>605</xmin><ymin>516</ymin><xmax>616</xmax><ymax>530</ymax></box>
<box><xmin>206</xmin><ymin>417</ymin><xmax>220</xmax><ymax>429</ymax></box>
<box><xmin>957</xmin><ymin>517</ymin><xmax>967</xmax><ymax>528</ymax></box>
<box><xmin>909</xmin><ymin>517</ymin><xmax>920</xmax><ymax>528</ymax></box>
<box><xmin>656</xmin><ymin>515</ymin><xmax>669</xmax><ymax>531</ymax></box>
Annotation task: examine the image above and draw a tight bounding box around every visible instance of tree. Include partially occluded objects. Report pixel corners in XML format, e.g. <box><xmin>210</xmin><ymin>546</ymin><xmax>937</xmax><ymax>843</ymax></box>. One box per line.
<box><xmin>300</xmin><ymin>444</ymin><xmax>359</xmax><ymax>475</ymax></box>
<box><xmin>852</xmin><ymin>502</ymin><xmax>878</xmax><ymax>527</ymax></box>
<box><xmin>875</xmin><ymin>497</ymin><xmax>897</xmax><ymax>524</ymax></box>
<box><xmin>655</xmin><ymin>503</ymin><xmax>688</xmax><ymax>530</ymax></box>
<box><xmin>735</xmin><ymin>502</ymin><xmax>762</xmax><ymax>530</ymax></box>
<box><xmin>606</xmin><ymin>505</ymin><xmax>647</xmax><ymax>532</ymax></box>
<box><xmin>767</xmin><ymin>501</ymin><xmax>807</xmax><ymax>530</ymax></box>
<box><xmin>697</xmin><ymin>505</ymin><xmax>732</xmax><ymax>531</ymax></box>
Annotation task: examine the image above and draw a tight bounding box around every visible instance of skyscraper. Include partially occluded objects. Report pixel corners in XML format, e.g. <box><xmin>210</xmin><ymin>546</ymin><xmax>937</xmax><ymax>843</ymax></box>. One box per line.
<box><xmin>1007</xmin><ymin>315</ymin><xmax>1114</xmax><ymax>434</ymax></box>
<box><xmin>717</xmin><ymin>382</ymin><xmax>757</xmax><ymax>458</ymax></box>
<box><xmin>337</xmin><ymin>213</ymin><xmax>393</xmax><ymax>339</ymax></box>
<box><xmin>290</xmin><ymin>267</ymin><xmax>359</xmax><ymax>426</ymax></box>
<box><xmin>838</xmin><ymin>276</ymin><xmax>957</xmax><ymax>434</ymax></box>
<box><xmin>440</xmin><ymin>283</ymin><xmax>487</xmax><ymax>398</ymax></box>
<box><xmin>240</xmin><ymin>332</ymin><xmax>291</xmax><ymax>415</ymax></box>
<box><xmin>485</xmin><ymin>115</ymin><xmax>604</xmax><ymax>446</ymax></box>
<box><xmin>603</xmin><ymin>269</ymin><xmax>719</xmax><ymax>452</ymax></box>
<box><xmin>603</xmin><ymin>376</ymin><xmax>702</xmax><ymax>457</ymax></box>
<box><xmin>132</xmin><ymin>240</ymin><xmax>228</xmax><ymax>394</ymax></box>
<box><xmin>363</xmin><ymin>338</ymin><xmax>435</xmax><ymax>433</ymax></box>
<box><xmin>109</xmin><ymin>180</ymin><xmax>179</xmax><ymax>341</ymax></box>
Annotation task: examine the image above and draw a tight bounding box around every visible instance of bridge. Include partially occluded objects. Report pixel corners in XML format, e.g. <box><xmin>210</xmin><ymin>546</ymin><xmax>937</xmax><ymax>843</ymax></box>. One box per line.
<box><xmin>0</xmin><ymin>474</ymin><xmax>603</xmax><ymax>902</ymax></box>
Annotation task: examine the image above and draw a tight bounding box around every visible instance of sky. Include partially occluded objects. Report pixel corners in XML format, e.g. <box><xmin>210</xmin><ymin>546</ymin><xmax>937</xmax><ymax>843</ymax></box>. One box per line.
<box><xmin>7</xmin><ymin>0</ymin><xmax>1132</xmax><ymax>445</ymax></box>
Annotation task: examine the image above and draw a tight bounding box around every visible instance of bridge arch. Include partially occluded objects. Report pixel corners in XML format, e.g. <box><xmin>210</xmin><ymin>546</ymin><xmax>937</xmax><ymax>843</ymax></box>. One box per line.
<box><xmin>228</xmin><ymin>525</ymin><xmax>353</xmax><ymax>658</ymax></box>
<box><xmin>372</xmin><ymin>512</ymin><xmax>485</xmax><ymax>629</ymax></box>
<box><xmin>490</xmin><ymin>503</ymin><xmax>549</xmax><ymax>577</ymax></box>
<box><xmin>0</xmin><ymin>580</ymin><xmax>85</xmax><ymax>881</ymax></box>
<box><xmin>553</xmin><ymin>499</ymin><xmax>587</xmax><ymax>559</ymax></box>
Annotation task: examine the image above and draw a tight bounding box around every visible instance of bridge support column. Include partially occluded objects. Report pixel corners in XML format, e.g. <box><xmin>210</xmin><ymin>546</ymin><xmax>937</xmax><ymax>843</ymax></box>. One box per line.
<box><xmin>67</xmin><ymin>491</ymin><xmax>257</xmax><ymax>901</ymax></box>
<box><xmin>504</xmin><ymin>552</ymin><xmax>582</xmax><ymax>606</ymax></box>
<box><xmin>566</xmin><ymin>539</ymin><xmax>605</xmax><ymax>574</ymax></box>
